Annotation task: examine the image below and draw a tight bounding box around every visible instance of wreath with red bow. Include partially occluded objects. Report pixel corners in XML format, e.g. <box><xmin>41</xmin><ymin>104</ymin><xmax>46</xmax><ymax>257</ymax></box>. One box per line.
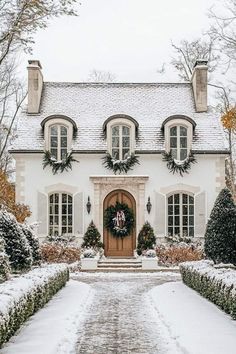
<box><xmin>104</xmin><ymin>201</ymin><xmax>135</xmax><ymax>238</ymax></box>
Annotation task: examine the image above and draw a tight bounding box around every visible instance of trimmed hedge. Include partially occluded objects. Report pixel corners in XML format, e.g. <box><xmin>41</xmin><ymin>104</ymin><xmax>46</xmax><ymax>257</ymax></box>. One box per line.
<box><xmin>0</xmin><ymin>264</ymin><xmax>69</xmax><ymax>347</ymax></box>
<box><xmin>180</xmin><ymin>260</ymin><xmax>236</xmax><ymax>319</ymax></box>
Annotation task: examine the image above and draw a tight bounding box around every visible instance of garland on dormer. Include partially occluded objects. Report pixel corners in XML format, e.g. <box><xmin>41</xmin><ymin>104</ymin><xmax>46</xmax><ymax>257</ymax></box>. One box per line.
<box><xmin>43</xmin><ymin>150</ymin><xmax>78</xmax><ymax>175</ymax></box>
<box><xmin>102</xmin><ymin>152</ymin><xmax>139</xmax><ymax>174</ymax></box>
<box><xmin>162</xmin><ymin>150</ymin><xmax>196</xmax><ymax>176</ymax></box>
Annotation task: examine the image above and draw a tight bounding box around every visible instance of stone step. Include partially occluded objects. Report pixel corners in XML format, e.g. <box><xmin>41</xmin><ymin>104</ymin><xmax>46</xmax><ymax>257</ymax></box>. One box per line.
<box><xmin>80</xmin><ymin>267</ymin><xmax>180</xmax><ymax>273</ymax></box>
<box><xmin>98</xmin><ymin>263</ymin><xmax>142</xmax><ymax>268</ymax></box>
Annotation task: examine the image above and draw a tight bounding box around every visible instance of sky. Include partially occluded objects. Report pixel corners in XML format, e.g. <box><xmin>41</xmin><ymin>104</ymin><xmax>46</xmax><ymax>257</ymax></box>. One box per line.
<box><xmin>20</xmin><ymin>0</ymin><xmax>220</xmax><ymax>83</ymax></box>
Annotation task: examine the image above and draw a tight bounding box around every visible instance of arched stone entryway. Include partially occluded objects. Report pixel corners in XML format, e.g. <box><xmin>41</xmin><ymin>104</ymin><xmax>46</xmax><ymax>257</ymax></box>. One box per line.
<box><xmin>103</xmin><ymin>189</ymin><xmax>136</xmax><ymax>257</ymax></box>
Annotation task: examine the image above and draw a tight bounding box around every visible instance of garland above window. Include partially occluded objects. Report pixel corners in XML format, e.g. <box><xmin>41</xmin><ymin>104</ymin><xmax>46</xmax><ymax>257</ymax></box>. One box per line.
<box><xmin>104</xmin><ymin>201</ymin><xmax>135</xmax><ymax>238</ymax></box>
<box><xmin>43</xmin><ymin>150</ymin><xmax>78</xmax><ymax>175</ymax></box>
<box><xmin>102</xmin><ymin>153</ymin><xmax>139</xmax><ymax>174</ymax></box>
<box><xmin>162</xmin><ymin>151</ymin><xmax>196</xmax><ymax>176</ymax></box>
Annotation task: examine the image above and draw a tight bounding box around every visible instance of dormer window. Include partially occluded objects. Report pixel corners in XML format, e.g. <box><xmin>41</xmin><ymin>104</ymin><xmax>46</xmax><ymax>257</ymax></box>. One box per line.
<box><xmin>50</xmin><ymin>124</ymin><xmax>68</xmax><ymax>160</ymax></box>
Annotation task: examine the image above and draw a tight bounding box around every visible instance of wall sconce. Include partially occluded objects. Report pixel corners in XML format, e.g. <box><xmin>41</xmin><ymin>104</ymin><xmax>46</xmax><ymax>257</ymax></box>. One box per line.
<box><xmin>86</xmin><ymin>196</ymin><xmax>91</xmax><ymax>214</ymax></box>
<box><xmin>146</xmin><ymin>197</ymin><xmax>152</xmax><ymax>214</ymax></box>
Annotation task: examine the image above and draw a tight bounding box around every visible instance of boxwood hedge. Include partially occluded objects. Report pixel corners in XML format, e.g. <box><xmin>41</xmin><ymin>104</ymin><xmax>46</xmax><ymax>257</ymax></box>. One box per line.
<box><xmin>180</xmin><ymin>260</ymin><xmax>236</xmax><ymax>320</ymax></box>
<box><xmin>0</xmin><ymin>264</ymin><xmax>69</xmax><ymax>347</ymax></box>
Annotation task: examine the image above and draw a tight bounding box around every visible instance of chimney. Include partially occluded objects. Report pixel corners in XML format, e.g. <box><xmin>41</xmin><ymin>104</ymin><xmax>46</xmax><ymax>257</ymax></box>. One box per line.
<box><xmin>191</xmin><ymin>60</ymin><xmax>208</xmax><ymax>112</ymax></box>
<box><xmin>27</xmin><ymin>60</ymin><xmax>43</xmax><ymax>114</ymax></box>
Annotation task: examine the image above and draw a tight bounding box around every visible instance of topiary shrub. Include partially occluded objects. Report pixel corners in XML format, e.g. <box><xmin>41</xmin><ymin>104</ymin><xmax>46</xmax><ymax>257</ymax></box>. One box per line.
<box><xmin>0</xmin><ymin>210</ymin><xmax>32</xmax><ymax>272</ymax></box>
<box><xmin>19</xmin><ymin>223</ymin><xmax>41</xmax><ymax>266</ymax></box>
<box><xmin>82</xmin><ymin>221</ymin><xmax>104</xmax><ymax>249</ymax></box>
<box><xmin>204</xmin><ymin>188</ymin><xmax>236</xmax><ymax>265</ymax></box>
<box><xmin>137</xmin><ymin>221</ymin><xmax>156</xmax><ymax>256</ymax></box>
<box><xmin>0</xmin><ymin>237</ymin><xmax>10</xmax><ymax>283</ymax></box>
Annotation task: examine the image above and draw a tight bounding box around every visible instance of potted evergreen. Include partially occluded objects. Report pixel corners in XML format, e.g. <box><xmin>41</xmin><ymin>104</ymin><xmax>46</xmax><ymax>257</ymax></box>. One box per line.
<box><xmin>137</xmin><ymin>222</ymin><xmax>158</xmax><ymax>269</ymax></box>
<box><xmin>81</xmin><ymin>221</ymin><xmax>103</xmax><ymax>270</ymax></box>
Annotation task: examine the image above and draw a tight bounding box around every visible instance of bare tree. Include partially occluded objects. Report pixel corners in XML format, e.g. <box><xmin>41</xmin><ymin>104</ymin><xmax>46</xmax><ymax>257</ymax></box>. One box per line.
<box><xmin>171</xmin><ymin>38</ymin><xmax>220</xmax><ymax>81</ymax></box>
<box><xmin>87</xmin><ymin>69</ymin><xmax>117</xmax><ymax>83</ymax></box>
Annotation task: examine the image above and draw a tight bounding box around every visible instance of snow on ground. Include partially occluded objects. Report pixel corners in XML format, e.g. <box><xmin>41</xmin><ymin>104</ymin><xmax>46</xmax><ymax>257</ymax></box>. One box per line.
<box><xmin>1</xmin><ymin>280</ymin><xmax>94</xmax><ymax>354</ymax></box>
<box><xmin>148</xmin><ymin>281</ymin><xmax>236</xmax><ymax>354</ymax></box>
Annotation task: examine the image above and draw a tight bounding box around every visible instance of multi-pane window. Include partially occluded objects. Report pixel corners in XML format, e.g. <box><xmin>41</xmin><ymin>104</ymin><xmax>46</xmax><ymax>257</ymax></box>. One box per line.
<box><xmin>49</xmin><ymin>193</ymin><xmax>73</xmax><ymax>236</ymax></box>
<box><xmin>111</xmin><ymin>125</ymin><xmax>130</xmax><ymax>160</ymax></box>
<box><xmin>170</xmin><ymin>125</ymin><xmax>188</xmax><ymax>161</ymax></box>
<box><xmin>50</xmin><ymin>125</ymin><xmax>68</xmax><ymax>160</ymax></box>
<box><xmin>168</xmin><ymin>193</ymin><xmax>194</xmax><ymax>237</ymax></box>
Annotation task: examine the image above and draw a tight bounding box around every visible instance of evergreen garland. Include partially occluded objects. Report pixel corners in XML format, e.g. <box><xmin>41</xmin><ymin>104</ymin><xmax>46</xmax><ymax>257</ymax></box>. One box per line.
<box><xmin>43</xmin><ymin>150</ymin><xmax>78</xmax><ymax>175</ymax></box>
<box><xmin>162</xmin><ymin>151</ymin><xmax>196</xmax><ymax>176</ymax></box>
<box><xmin>104</xmin><ymin>201</ymin><xmax>135</xmax><ymax>238</ymax></box>
<box><xmin>102</xmin><ymin>153</ymin><xmax>139</xmax><ymax>174</ymax></box>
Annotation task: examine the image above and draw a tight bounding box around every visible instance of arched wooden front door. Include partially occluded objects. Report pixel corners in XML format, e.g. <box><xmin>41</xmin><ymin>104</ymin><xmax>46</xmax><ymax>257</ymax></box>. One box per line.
<box><xmin>103</xmin><ymin>190</ymin><xmax>136</xmax><ymax>257</ymax></box>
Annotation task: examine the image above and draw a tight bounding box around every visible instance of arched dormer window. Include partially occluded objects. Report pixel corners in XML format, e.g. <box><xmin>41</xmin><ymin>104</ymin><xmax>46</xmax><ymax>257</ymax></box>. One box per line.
<box><xmin>103</xmin><ymin>114</ymin><xmax>138</xmax><ymax>160</ymax></box>
<box><xmin>41</xmin><ymin>115</ymin><xmax>77</xmax><ymax>161</ymax></box>
<box><xmin>162</xmin><ymin>115</ymin><xmax>196</xmax><ymax>161</ymax></box>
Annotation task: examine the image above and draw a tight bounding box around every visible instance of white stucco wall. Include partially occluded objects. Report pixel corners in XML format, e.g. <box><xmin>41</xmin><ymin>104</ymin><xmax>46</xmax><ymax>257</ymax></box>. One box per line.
<box><xmin>13</xmin><ymin>152</ymin><xmax>226</xmax><ymax>243</ymax></box>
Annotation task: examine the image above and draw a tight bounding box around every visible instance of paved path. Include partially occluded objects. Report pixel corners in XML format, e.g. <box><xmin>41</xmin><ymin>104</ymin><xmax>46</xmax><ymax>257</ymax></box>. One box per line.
<box><xmin>73</xmin><ymin>273</ymin><xmax>180</xmax><ymax>354</ymax></box>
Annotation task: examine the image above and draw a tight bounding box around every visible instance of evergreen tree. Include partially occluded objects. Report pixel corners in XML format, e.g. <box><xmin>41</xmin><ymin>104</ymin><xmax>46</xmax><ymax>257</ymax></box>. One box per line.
<box><xmin>137</xmin><ymin>221</ymin><xmax>156</xmax><ymax>256</ymax></box>
<box><xmin>0</xmin><ymin>211</ymin><xmax>32</xmax><ymax>271</ymax></box>
<box><xmin>82</xmin><ymin>221</ymin><xmax>104</xmax><ymax>249</ymax></box>
<box><xmin>19</xmin><ymin>224</ymin><xmax>41</xmax><ymax>265</ymax></box>
<box><xmin>0</xmin><ymin>236</ymin><xmax>10</xmax><ymax>282</ymax></box>
<box><xmin>204</xmin><ymin>188</ymin><xmax>236</xmax><ymax>264</ymax></box>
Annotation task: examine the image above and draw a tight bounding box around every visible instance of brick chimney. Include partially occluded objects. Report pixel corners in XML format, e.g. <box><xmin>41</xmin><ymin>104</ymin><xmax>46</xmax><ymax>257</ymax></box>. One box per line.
<box><xmin>27</xmin><ymin>60</ymin><xmax>43</xmax><ymax>114</ymax></box>
<box><xmin>191</xmin><ymin>60</ymin><xmax>208</xmax><ymax>112</ymax></box>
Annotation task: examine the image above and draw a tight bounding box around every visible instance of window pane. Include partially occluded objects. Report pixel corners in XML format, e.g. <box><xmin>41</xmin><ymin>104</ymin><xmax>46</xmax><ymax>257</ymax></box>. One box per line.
<box><xmin>183</xmin><ymin>227</ymin><xmax>188</xmax><ymax>237</ymax></box>
<box><xmin>50</xmin><ymin>149</ymin><xmax>57</xmax><ymax>159</ymax></box>
<box><xmin>183</xmin><ymin>194</ymin><xmax>188</xmax><ymax>204</ymax></box>
<box><xmin>175</xmin><ymin>216</ymin><xmax>180</xmax><ymax>226</ymax></box>
<box><xmin>112</xmin><ymin>149</ymin><xmax>119</xmax><ymax>159</ymax></box>
<box><xmin>180</xmin><ymin>126</ymin><xmax>187</xmax><ymax>136</ymax></box>
<box><xmin>168</xmin><ymin>205</ymin><xmax>173</xmax><ymax>215</ymax></box>
<box><xmin>51</xmin><ymin>136</ymin><xmax>58</xmax><ymax>147</ymax></box>
<box><xmin>122</xmin><ymin>137</ymin><xmax>130</xmax><ymax>148</ymax></box>
<box><xmin>62</xmin><ymin>194</ymin><xmax>67</xmax><ymax>203</ymax></box>
<box><xmin>174</xmin><ymin>227</ymin><xmax>180</xmax><ymax>236</ymax></box>
<box><xmin>61</xmin><ymin>126</ymin><xmax>67</xmax><ymax>135</ymax></box>
<box><xmin>62</xmin><ymin>204</ymin><xmax>67</xmax><ymax>214</ymax></box>
<box><xmin>62</xmin><ymin>216</ymin><xmax>67</xmax><ymax>225</ymax></box>
<box><xmin>183</xmin><ymin>216</ymin><xmax>188</xmax><ymax>226</ymax></box>
<box><xmin>50</xmin><ymin>216</ymin><xmax>53</xmax><ymax>225</ymax></box>
<box><xmin>180</xmin><ymin>149</ymin><xmax>187</xmax><ymax>160</ymax></box>
<box><xmin>112</xmin><ymin>126</ymin><xmax>119</xmax><ymax>136</ymax></box>
<box><xmin>174</xmin><ymin>205</ymin><xmax>180</xmax><ymax>215</ymax></box>
<box><xmin>171</xmin><ymin>149</ymin><xmax>177</xmax><ymax>159</ymax></box>
<box><xmin>183</xmin><ymin>205</ymin><xmax>188</xmax><ymax>215</ymax></box>
<box><xmin>68</xmin><ymin>227</ymin><xmax>72</xmax><ymax>233</ymax></box>
<box><xmin>61</xmin><ymin>136</ymin><xmax>67</xmax><ymax>147</ymax></box>
<box><xmin>50</xmin><ymin>195</ymin><xmax>54</xmax><ymax>203</ymax></box>
<box><xmin>180</xmin><ymin>137</ymin><xmax>187</xmax><ymax>148</ymax></box>
<box><xmin>168</xmin><ymin>195</ymin><xmax>173</xmax><ymax>204</ymax></box>
<box><xmin>112</xmin><ymin>137</ymin><xmax>119</xmax><ymax>148</ymax></box>
<box><xmin>168</xmin><ymin>227</ymin><xmax>173</xmax><ymax>236</ymax></box>
<box><xmin>122</xmin><ymin>126</ymin><xmax>130</xmax><ymax>136</ymax></box>
<box><xmin>189</xmin><ymin>196</ymin><xmax>194</xmax><ymax>204</ymax></box>
<box><xmin>50</xmin><ymin>126</ymin><xmax>58</xmax><ymax>135</ymax></box>
<box><xmin>54</xmin><ymin>216</ymin><xmax>59</xmax><ymax>225</ymax></box>
<box><xmin>189</xmin><ymin>216</ymin><xmax>194</xmax><ymax>226</ymax></box>
<box><xmin>68</xmin><ymin>205</ymin><xmax>72</xmax><ymax>214</ymax></box>
<box><xmin>168</xmin><ymin>216</ymin><xmax>173</xmax><ymax>226</ymax></box>
<box><xmin>55</xmin><ymin>204</ymin><xmax>59</xmax><ymax>214</ymax></box>
<box><xmin>170</xmin><ymin>137</ymin><xmax>177</xmax><ymax>148</ymax></box>
<box><xmin>61</xmin><ymin>149</ymin><xmax>67</xmax><ymax>159</ymax></box>
<box><xmin>68</xmin><ymin>215</ymin><xmax>72</xmax><ymax>225</ymax></box>
<box><xmin>122</xmin><ymin>149</ymin><xmax>130</xmax><ymax>159</ymax></box>
<box><xmin>189</xmin><ymin>227</ymin><xmax>194</xmax><ymax>237</ymax></box>
<box><xmin>189</xmin><ymin>205</ymin><xmax>194</xmax><ymax>215</ymax></box>
<box><xmin>62</xmin><ymin>227</ymin><xmax>67</xmax><ymax>235</ymax></box>
<box><xmin>55</xmin><ymin>194</ymin><xmax>59</xmax><ymax>203</ymax></box>
<box><xmin>68</xmin><ymin>195</ymin><xmax>72</xmax><ymax>203</ymax></box>
<box><xmin>174</xmin><ymin>194</ymin><xmax>179</xmax><ymax>204</ymax></box>
<box><xmin>170</xmin><ymin>126</ymin><xmax>177</xmax><ymax>136</ymax></box>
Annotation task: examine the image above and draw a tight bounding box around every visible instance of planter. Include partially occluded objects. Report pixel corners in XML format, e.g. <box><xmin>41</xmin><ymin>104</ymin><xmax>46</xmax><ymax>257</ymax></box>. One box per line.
<box><xmin>142</xmin><ymin>257</ymin><xmax>158</xmax><ymax>270</ymax></box>
<box><xmin>81</xmin><ymin>254</ymin><xmax>99</xmax><ymax>270</ymax></box>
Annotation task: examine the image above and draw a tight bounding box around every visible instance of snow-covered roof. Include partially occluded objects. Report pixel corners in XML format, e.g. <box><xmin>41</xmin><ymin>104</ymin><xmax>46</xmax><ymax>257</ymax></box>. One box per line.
<box><xmin>11</xmin><ymin>82</ymin><xmax>227</xmax><ymax>153</ymax></box>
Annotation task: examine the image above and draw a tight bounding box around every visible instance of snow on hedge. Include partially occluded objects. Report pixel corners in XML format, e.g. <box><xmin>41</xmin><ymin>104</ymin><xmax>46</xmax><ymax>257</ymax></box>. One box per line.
<box><xmin>180</xmin><ymin>260</ymin><xmax>236</xmax><ymax>319</ymax></box>
<box><xmin>0</xmin><ymin>264</ymin><xmax>69</xmax><ymax>347</ymax></box>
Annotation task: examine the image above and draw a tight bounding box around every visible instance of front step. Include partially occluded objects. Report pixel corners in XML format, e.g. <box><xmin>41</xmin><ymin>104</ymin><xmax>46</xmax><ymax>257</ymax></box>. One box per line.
<box><xmin>98</xmin><ymin>258</ymin><xmax>142</xmax><ymax>269</ymax></box>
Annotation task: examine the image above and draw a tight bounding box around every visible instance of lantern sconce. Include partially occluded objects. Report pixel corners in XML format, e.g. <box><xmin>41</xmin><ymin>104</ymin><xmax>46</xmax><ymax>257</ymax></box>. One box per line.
<box><xmin>146</xmin><ymin>196</ymin><xmax>152</xmax><ymax>214</ymax></box>
<box><xmin>86</xmin><ymin>196</ymin><xmax>91</xmax><ymax>214</ymax></box>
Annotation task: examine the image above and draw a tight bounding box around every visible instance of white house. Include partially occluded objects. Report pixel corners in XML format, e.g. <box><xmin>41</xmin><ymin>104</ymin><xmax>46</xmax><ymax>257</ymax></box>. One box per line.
<box><xmin>10</xmin><ymin>60</ymin><xmax>227</xmax><ymax>257</ymax></box>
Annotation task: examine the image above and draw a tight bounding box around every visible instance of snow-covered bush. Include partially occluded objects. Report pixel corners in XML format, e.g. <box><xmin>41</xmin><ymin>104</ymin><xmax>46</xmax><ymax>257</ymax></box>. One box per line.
<box><xmin>180</xmin><ymin>260</ymin><xmax>236</xmax><ymax>319</ymax></box>
<box><xmin>0</xmin><ymin>264</ymin><xmax>69</xmax><ymax>347</ymax></box>
<box><xmin>0</xmin><ymin>210</ymin><xmax>32</xmax><ymax>271</ymax></box>
<box><xmin>82</xmin><ymin>249</ymin><xmax>96</xmax><ymax>258</ymax></box>
<box><xmin>41</xmin><ymin>241</ymin><xmax>80</xmax><ymax>264</ymax></box>
<box><xmin>156</xmin><ymin>243</ymin><xmax>203</xmax><ymax>266</ymax></box>
<box><xmin>19</xmin><ymin>223</ymin><xmax>41</xmax><ymax>265</ymax></box>
<box><xmin>144</xmin><ymin>249</ymin><xmax>157</xmax><ymax>258</ymax></box>
<box><xmin>204</xmin><ymin>188</ymin><xmax>236</xmax><ymax>265</ymax></box>
<box><xmin>0</xmin><ymin>237</ymin><xmax>10</xmax><ymax>283</ymax></box>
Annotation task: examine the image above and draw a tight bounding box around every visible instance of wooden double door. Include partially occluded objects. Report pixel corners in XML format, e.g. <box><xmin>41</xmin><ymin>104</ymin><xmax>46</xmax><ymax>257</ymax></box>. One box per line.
<box><xmin>103</xmin><ymin>190</ymin><xmax>136</xmax><ymax>257</ymax></box>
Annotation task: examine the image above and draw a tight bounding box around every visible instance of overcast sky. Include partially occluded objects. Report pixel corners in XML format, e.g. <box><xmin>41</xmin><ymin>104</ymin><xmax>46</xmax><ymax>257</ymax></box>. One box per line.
<box><xmin>21</xmin><ymin>0</ymin><xmax>220</xmax><ymax>83</ymax></box>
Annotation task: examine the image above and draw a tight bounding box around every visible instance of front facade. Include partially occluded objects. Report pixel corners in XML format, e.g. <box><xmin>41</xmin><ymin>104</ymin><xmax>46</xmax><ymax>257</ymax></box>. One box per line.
<box><xmin>11</xmin><ymin>60</ymin><xmax>228</xmax><ymax>256</ymax></box>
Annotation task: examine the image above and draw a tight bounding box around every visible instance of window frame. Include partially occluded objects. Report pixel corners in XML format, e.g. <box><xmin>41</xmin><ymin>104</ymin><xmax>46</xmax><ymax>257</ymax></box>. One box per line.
<box><xmin>48</xmin><ymin>192</ymin><xmax>73</xmax><ymax>237</ymax></box>
<box><xmin>49</xmin><ymin>124</ymin><xmax>68</xmax><ymax>161</ymax></box>
<box><xmin>167</xmin><ymin>192</ymin><xmax>194</xmax><ymax>238</ymax></box>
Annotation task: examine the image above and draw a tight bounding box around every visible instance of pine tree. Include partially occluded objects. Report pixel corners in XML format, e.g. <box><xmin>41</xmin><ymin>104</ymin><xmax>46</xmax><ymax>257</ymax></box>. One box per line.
<box><xmin>19</xmin><ymin>224</ymin><xmax>41</xmax><ymax>265</ymax></box>
<box><xmin>0</xmin><ymin>237</ymin><xmax>10</xmax><ymax>282</ymax></box>
<box><xmin>137</xmin><ymin>221</ymin><xmax>156</xmax><ymax>256</ymax></box>
<box><xmin>204</xmin><ymin>188</ymin><xmax>236</xmax><ymax>265</ymax></box>
<box><xmin>82</xmin><ymin>221</ymin><xmax>104</xmax><ymax>249</ymax></box>
<box><xmin>0</xmin><ymin>211</ymin><xmax>32</xmax><ymax>271</ymax></box>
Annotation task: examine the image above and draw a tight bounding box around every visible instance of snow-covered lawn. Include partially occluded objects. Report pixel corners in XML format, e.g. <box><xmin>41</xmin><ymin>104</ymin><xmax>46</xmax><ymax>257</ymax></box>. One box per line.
<box><xmin>149</xmin><ymin>281</ymin><xmax>236</xmax><ymax>354</ymax></box>
<box><xmin>1</xmin><ymin>280</ymin><xmax>94</xmax><ymax>354</ymax></box>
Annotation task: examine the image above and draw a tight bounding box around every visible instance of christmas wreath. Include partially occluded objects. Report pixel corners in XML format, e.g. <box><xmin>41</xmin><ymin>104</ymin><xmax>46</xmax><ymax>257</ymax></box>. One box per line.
<box><xmin>162</xmin><ymin>150</ymin><xmax>196</xmax><ymax>176</ymax></box>
<box><xmin>104</xmin><ymin>201</ymin><xmax>135</xmax><ymax>238</ymax></box>
<box><xmin>102</xmin><ymin>153</ymin><xmax>139</xmax><ymax>174</ymax></box>
<box><xmin>43</xmin><ymin>150</ymin><xmax>78</xmax><ymax>175</ymax></box>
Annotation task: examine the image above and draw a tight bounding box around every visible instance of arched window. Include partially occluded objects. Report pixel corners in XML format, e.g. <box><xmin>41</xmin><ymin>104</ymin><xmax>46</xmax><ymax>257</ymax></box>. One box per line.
<box><xmin>49</xmin><ymin>193</ymin><xmax>73</xmax><ymax>236</ymax></box>
<box><xmin>168</xmin><ymin>193</ymin><xmax>194</xmax><ymax>237</ymax></box>
<box><xmin>170</xmin><ymin>125</ymin><xmax>188</xmax><ymax>160</ymax></box>
<box><xmin>49</xmin><ymin>124</ymin><xmax>68</xmax><ymax>160</ymax></box>
<box><xmin>111</xmin><ymin>124</ymin><xmax>130</xmax><ymax>160</ymax></box>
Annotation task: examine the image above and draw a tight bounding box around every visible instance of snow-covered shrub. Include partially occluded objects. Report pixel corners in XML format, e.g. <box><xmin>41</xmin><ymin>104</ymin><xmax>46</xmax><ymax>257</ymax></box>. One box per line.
<box><xmin>82</xmin><ymin>221</ymin><xmax>104</xmax><ymax>250</ymax></box>
<box><xmin>0</xmin><ymin>264</ymin><xmax>69</xmax><ymax>347</ymax></box>
<box><xmin>41</xmin><ymin>241</ymin><xmax>80</xmax><ymax>264</ymax></box>
<box><xmin>180</xmin><ymin>260</ymin><xmax>236</xmax><ymax>319</ymax></box>
<box><xmin>0</xmin><ymin>210</ymin><xmax>32</xmax><ymax>271</ymax></box>
<box><xmin>19</xmin><ymin>223</ymin><xmax>41</xmax><ymax>265</ymax></box>
<box><xmin>82</xmin><ymin>248</ymin><xmax>96</xmax><ymax>258</ymax></box>
<box><xmin>204</xmin><ymin>188</ymin><xmax>236</xmax><ymax>265</ymax></box>
<box><xmin>137</xmin><ymin>222</ymin><xmax>156</xmax><ymax>256</ymax></box>
<box><xmin>165</xmin><ymin>234</ymin><xmax>192</xmax><ymax>244</ymax></box>
<box><xmin>144</xmin><ymin>249</ymin><xmax>157</xmax><ymax>258</ymax></box>
<box><xmin>156</xmin><ymin>243</ymin><xmax>203</xmax><ymax>266</ymax></box>
<box><xmin>0</xmin><ymin>237</ymin><xmax>10</xmax><ymax>283</ymax></box>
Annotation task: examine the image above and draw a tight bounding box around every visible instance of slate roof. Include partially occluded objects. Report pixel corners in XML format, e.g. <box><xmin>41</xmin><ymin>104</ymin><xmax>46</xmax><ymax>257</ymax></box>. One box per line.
<box><xmin>11</xmin><ymin>82</ymin><xmax>227</xmax><ymax>153</ymax></box>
